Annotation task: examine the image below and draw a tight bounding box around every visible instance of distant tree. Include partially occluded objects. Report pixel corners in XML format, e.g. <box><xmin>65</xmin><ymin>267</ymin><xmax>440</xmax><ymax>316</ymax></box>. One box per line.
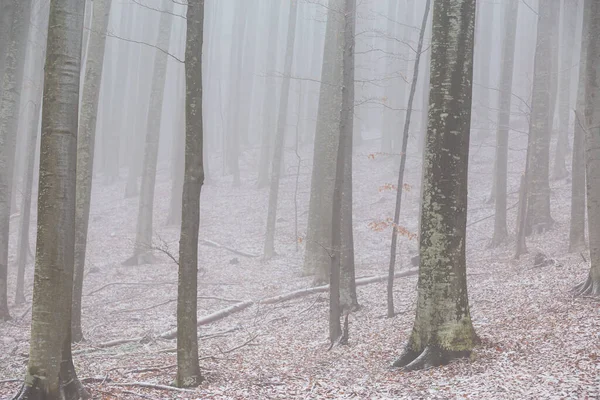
<box><xmin>380</xmin><ymin>0</ymin><xmax>399</xmax><ymax>153</ymax></box>
<box><xmin>71</xmin><ymin>0</ymin><xmax>113</xmax><ymax>343</ymax></box>
<box><xmin>525</xmin><ymin>1</ymin><xmax>560</xmax><ymax>235</ymax></box>
<box><xmin>13</xmin><ymin>0</ymin><xmax>87</xmax><ymax>397</ymax></box>
<box><xmin>263</xmin><ymin>0</ymin><xmax>299</xmax><ymax>259</ymax></box>
<box><xmin>176</xmin><ymin>0</ymin><xmax>205</xmax><ymax>387</ymax></box>
<box><xmin>490</xmin><ymin>0</ymin><xmax>519</xmax><ymax>247</ymax></box>
<box><xmin>393</xmin><ymin>0</ymin><xmax>478</xmax><ymax>370</ymax></box>
<box><xmin>569</xmin><ymin>0</ymin><xmax>588</xmax><ymax>253</ymax></box>
<box><xmin>0</xmin><ymin>0</ymin><xmax>33</xmax><ymax>320</ymax></box>
<box><xmin>303</xmin><ymin>0</ymin><xmax>344</xmax><ymax>283</ymax></box>
<box><xmin>552</xmin><ymin>0</ymin><xmax>578</xmax><ymax>180</ymax></box>
<box><xmin>123</xmin><ymin>0</ymin><xmax>174</xmax><ymax>266</ymax></box>
<box><xmin>473</xmin><ymin>0</ymin><xmax>494</xmax><ymax>143</ymax></box>
<box><xmin>167</xmin><ymin>66</ymin><xmax>185</xmax><ymax>227</ymax></box>
<box><xmin>575</xmin><ymin>0</ymin><xmax>600</xmax><ymax>297</ymax></box>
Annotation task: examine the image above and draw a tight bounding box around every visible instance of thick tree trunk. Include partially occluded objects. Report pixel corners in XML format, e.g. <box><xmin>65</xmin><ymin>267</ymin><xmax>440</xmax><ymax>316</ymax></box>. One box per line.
<box><xmin>263</xmin><ymin>0</ymin><xmax>299</xmax><ymax>259</ymax></box>
<box><xmin>490</xmin><ymin>0</ymin><xmax>519</xmax><ymax>247</ymax></box>
<box><xmin>303</xmin><ymin>0</ymin><xmax>345</xmax><ymax>282</ymax></box>
<box><xmin>15</xmin><ymin>0</ymin><xmax>87</xmax><ymax>397</ymax></box>
<box><xmin>176</xmin><ymin>0</ymin><xmax>205</xmax><ymax>387</ymax></box>
<box><xmin>124</xmin><ymin>0</ymin><xmax>174</xmax><ymax>266</ymax></box>
<box><xmin>0</xmin><ymin>0</ymin><xmax>33</xmax><ymax>321</ymax></box>
<box><xmin>576</xmin><ymin>0</ymin><xmax>600</xmax><ymax>296</ymax></box>
<box><xmin>525</xmin><ymin>1</ymin><xmax>560</xmax><ymax>235</ymax></box>
<box><xmin>71</xmin><ymin>0</ymin><xmax>112</xmax><ymax>343</ymax></box>
<box><xmin>256</xmin><ymin>1</ymin><xmax>281</xmax><ymax>188</ymax></box>
<box><xmin>393</xmin><ymin>0</ymin><xmax>478</xmax><ymax>371</ymax></box>
<box><xmin>553</xmin><ymin>0</ymin><xmax>578</xmax><ymax>180</ymax></box>
<box><xmin>387</xmin><ymin>0</ymin><xmax>431</xmax><ymax>318</ymax></box>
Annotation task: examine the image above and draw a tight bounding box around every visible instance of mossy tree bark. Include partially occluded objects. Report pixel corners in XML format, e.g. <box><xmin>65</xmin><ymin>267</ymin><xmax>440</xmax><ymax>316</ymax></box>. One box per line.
<box><xmin>176</xmin><ymin>0</ymin><xmax>205</xmax><ymax>387</ymax></box>
<box><xmin>576</xmin><ymin>0</ymin><xmax>600</xmax><ymax>297</ymax></box>
<box><xmin>490</xmin><ymin>0</ymin><xmax>519</xmax><ymax>248</ymax></box>
<box><xmin>14</xmin><ymin>0</ymin><xmax>88</xmax><ymax>397</ymax></box>
<box><xmin>393</xmin><ymin>0</ymin><xmax>478</xmax><ymax>371</ymax></box>
<box><xmin>71</xmin><ymin>0</ymin><xmax>112</xmax><ymax>343</ymax></box>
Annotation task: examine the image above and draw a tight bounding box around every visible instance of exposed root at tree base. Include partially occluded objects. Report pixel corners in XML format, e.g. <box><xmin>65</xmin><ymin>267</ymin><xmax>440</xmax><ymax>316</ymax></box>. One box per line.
<box><xmin>573</xmin><ymin>275</ymin><xmax>600</xmax><ymax>297</ymax></box>
<box><xmin>392</xmin><ymin>346</ymin><xmax>472</xmax><ymax>371</ymax></box>
<box><xmin>12</xmin><ymin>375</ymin><xmax>89</xmax><ymax>400</ymax></box>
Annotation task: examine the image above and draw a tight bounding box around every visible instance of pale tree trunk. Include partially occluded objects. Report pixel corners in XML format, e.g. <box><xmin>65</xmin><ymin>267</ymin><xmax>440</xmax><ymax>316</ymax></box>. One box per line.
<box><xmin>176</xmin><ymin>0</ymin><xmax>204</xmax><ymax>387</ymax></box>
<box><xmin>330</xmin><ymin>0</ymin><xmax>356</xmax><ymax>345</ymax></box>
<box><xmin>552</xmin><ymin>0</ymin><xmax>577</xmax><ymax>180</ymax></box>
<box><xmin>263</xmin><ymin>0</ymin><xmax>299</xmax><ymax>259</ymax></box>
<box><xmin>71</xmin><ymin>0</ymin><xmax>112</xmax><ymax>343</ymax></box>
<box><xmin>0</xmin><ymin>2</ymin><xmax>15</xmax><ymax>93</ymax></box>
<box><xmin>256</xmin><ymin>1</ymin><xmax>282</xmax><ymax>188</ymax></box>
<box><xmin>393</xmin><ymin>0</ymin><xmax>478</xmax><ymax>371</ymax></box>
<box><xmin>380</xmin><ymin>0</ymin><xmax>399</xmax><ymax>153</ymax></box>
<box><xmin>490</xmin><ymin>0</ymin><xmax>519</xmax><ymax>247</ymax></box>
<box><xmin>14</xmin><ymin>0</ymin><xmax>87</xmax><ymax>398</ymax></box>
<box><xmin>303</xmin><ymin>0</ymin><xmax>345</xmax><ymax>282</ymax></box>
<box><xmin>473</xmin><ymin>0</ymin><xmax>494</xmax><ymax>142</ymax></box>
<box><xmin>575</xmin><ymin>0</ymin><xmax>600</xmax><ymax>296</ymax></box>
<box><xmin>124</xmin><ymin>0</ymin><xmax>174</xmax><ymax>266</ymax></box>
<box><xmin>525</xmin><ymin>1</ymin><xmax>560</xmax><ymax>235</ymax></box>
<box><xmin>167</xmin><ymin>69</ymin><xmax>185</xmax><ymax>227</ymax></box>
<box><xmin>569</xmin><ymin>1</ymin><xmax>588</xmax><ymax>253</ymax></box>
<box><xmin>15</xmin><ymin>2</ymin><xmax>48</xmax><ymax>306</ymax></box>
<box><xmin>0</xmin><ymin>0</ymin><xmax>33</xmax><ymax>321</ymax></box>
<box><xmin>225</xmin><ymin>0</ymin><xmax>248</xmax><ymax>187</ymax></box>
<box><xmin>387</xmin><ymin>0</ymin><xmax>431</xmax><ymax>318</ymax></box>
<box><xmin>238</xmin><ymin>0</ymin><xmax>259</xmax><ymax>148</ymax></box>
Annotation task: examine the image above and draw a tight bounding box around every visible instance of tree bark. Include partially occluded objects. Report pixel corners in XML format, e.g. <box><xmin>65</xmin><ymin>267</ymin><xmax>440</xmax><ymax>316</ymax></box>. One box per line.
<box><xmin>263</xmin><ymin>0</ymin><xmax>299</xmax><ymax>259</ymax></box>
<box><xmin>0</xmin><ymin>0</ymin><xmax>33</xmax><ymax>321</ymax></box>
<box><xmin>393</xmin><ymin>0</ymin><xmax>478</xmax><ymax>371</ymax></box>
<box><xmin>124</xmin><ymin>0</ymin><xmax>174</xmax><ymax>266</ymax></box>
<box><xmin>71</xmin><ymin>0</ymin><xmax>112</xmax><ymax>343</ymax></box>
<box><xmin>490</xmin><ymin>0</ymin><xmax>519</xmax><ymax>247</ymax></box>
<box><xmin>176</xmin><ymin>0</ymin><xmax>205</xmax><ymax>387</ymax></box>
<box><xmin>14</xmin><ymin>0</ymin><xmax>88</xmax><ymax>397</ymax></box>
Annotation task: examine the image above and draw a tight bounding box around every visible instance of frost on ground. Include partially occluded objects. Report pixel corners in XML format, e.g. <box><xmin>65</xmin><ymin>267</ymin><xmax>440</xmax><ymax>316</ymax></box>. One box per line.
<box><xmin>1</xmin><ymin>137</ymin><xmax>599</xmax><ymax>399</ymax></box>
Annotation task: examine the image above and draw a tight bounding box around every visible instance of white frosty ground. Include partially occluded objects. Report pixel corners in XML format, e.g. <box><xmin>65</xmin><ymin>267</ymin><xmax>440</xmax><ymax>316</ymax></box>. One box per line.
<box><xmin>0</xmin><ymin>132</ymin><xmax>598</xmax><ymax>399</ymax></box>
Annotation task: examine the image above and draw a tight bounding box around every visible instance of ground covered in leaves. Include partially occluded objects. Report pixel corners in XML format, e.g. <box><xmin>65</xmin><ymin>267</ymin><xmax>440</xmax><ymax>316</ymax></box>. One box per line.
<box><xmin>1</xmin><ymin>136</ymin><xmax>599</xmax><ymax>399</ymax></box>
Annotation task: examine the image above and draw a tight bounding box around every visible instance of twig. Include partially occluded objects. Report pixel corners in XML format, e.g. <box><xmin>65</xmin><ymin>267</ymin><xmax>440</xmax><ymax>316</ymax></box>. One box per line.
<box><xmin>109</xmin><ymin>382</ymin><xmax>195</xmax><ymax>393</ymax></box>
<box><xmin>124</xmin><ymin>364</ymin><xmax>177</xmax><ymax>374</ymax></box>
<box><xmin>85</xmin><ymin>281</ymin><xmax>176</xmax><ymax>296</ymax></box>
<box><xmin>0</xmin><ymin>378</ymin><xmax>21</xmax><ymax>384</ymax></box>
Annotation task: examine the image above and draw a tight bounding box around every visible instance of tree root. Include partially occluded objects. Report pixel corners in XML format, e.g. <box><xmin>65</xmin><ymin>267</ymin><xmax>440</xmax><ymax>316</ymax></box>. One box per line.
<box><xmin>392</xmin><ymin>345</ymin><xmax>471</xmax><ymax>371</ymax></box>
<box><xmin>12</xmin><ymin>370</ymin><xmax>90</xmax><ymax>400</ymax></box>
<box><xmin>573</xmin><ymin>274</ymin><xmax>600</xmax><ymax>297</ymax></box>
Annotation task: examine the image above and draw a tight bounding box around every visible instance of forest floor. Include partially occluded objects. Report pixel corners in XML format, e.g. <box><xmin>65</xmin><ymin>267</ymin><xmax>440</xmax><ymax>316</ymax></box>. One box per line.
<box><xmin>1</xmin><ymin>134</ymin><xmax>599</xmax><ymax>399</ymax></box>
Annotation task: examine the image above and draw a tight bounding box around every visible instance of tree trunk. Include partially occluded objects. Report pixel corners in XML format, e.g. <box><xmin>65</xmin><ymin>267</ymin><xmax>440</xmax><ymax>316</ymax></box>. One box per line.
<box><xmin>71</xmin><ymin>0</ymin><xmax>112</xmax><ymax>343</ymax></box>
<box><xmin>167</xmin><ymin>68</ymin><xmax>185</xmax><ymax>227</ymax></box>
<box><xmin>14</xmin><ymin>0</ymin><xmax>88</xmax><ymax>397</ymax></box>
<box><xmin>263</xmin><ymin>0</ymin><xmax>299</xmax><ymax>259</ymax></box>
<box><xmin>123</xmin><ymin>0</ymin><xmax>174</xmax><ymax>266</ymax></box>
<box><xmin>473</xmin><ymin>0</ymin><xmax>494</xmax><ymax>142</ymax></box>
<box><xmin>525</xmin><ymin>1</ymin><xmax>560</xmax><ymax>235</ymax></box>
<box><xmin>576</xmin><ymin>0</ymin><xmax>600</xmax><ymax>296</ymax></box>
<box><xmin>393</xmin><ymin>0</ymin><xmax>478</xmax><ymax>371</ymax></box>
<box><xmin>490</xmin><ymin>0</ymin><xmax>519</xmax><ymax>247</ymax></box>
<box><xmin>569</xmin><ymin>0</ymin><xmax>588</xmax><ymax>253</ymax></box>
<box><xmin>0</xmin><ymin>0</ymin><xmax>33</xmax><ymax>321</ymax></box>
<box><xmin>387</xmin><ymin>0</ymin><xmax>431</xmax><ymax>318</ymax></box>
<box><xmin>176</xmin><ymin>0</ymin><xmax>205</xmax><ymax>387</ymax></box>
<box><xmin>0</xmin><ymin>2</ymin><xmax>15</xmax><ymax>94</ymax></box>
<box><xmin>303</xmin><ymin>0</ymin><xmax>345</xmax><ymax>282</ymax></box>
<box><xmin>553</xmin><ymin>0</ymin><xmax>578</xmax><ymax>180</ymax></box>
<box><xmin>380</xmin><ymin>0</ymin><xmax>399</xmax><ymax>153</ymax></box>
<box><xmin>256</xmin><ymin>1</ymin><xmax>282</xmax><ymax>188</ymax></box>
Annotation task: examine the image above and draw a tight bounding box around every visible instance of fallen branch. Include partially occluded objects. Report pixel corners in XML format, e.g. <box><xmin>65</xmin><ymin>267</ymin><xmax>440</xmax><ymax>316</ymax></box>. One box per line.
<box><xmin>109</xmin><ymin>382</ymin><xmax>195</xmax><ymax>393</ymax></box>
<box><xmin>85</xmin><ymin>281</ymin><xmax>176</xmax><ymax>296</ymax></box>
<box><xmin>0</xmin><ymin>378</ymin><xmax>21</xmax><ymax>384</ymax></box>
<box><xmin>199</xmin><ymin>239</ymin><xmax>259</xmax><ymax>258</ymax></box>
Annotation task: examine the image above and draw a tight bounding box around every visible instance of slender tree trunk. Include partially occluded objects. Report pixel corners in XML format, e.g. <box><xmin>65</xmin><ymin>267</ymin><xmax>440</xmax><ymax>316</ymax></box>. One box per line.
<box><xmin>576</xmin><ymin>0</ymin><xmax>600</xmax><ymax>296</ymax></box>
<box><xmin>569</xmin><ymin>2</ymin><xmax>588</xmax><ymax>253</ymax></box>
<box><xmin>525</xmin><ymin>1</ymin><xmax>560</xmax><ymax>235</ymax></box>
<box><xmin>393</xmin><ymin>0</ymin><xmax>478</xmax><ymax>371</ymax></box>
<box><xmin>14</xmin><ymin>0</ymin><xmax>88</xmax><ymax>397</ymax></box>
<box><xmin>490</xmin><ymin>0</ymin><xmax>519</xmax><ymax>247</ymax></box>
<box><xmin>256</xmin><ymin>1</ymin><xmax>282</xmax><ymax>188</ymax></box>
<box><xmin>387</xmin><ymin>0</ymin><xmax>431</xmax><ymax>318</ymax></box>
<box><xmin>553</xmin><ymin>0</ymin><xmax>578</xmax><ymax>180</ymax></box>
<box><xmin>263</xmin><ymin>0</ymin><xmax>299</xmax><ymax>259</ymax></box>
<box><xmin>0</xmin><ymin>0</ymin><xmax>33</xmax><ymax>321</ymax></box>
<box><xmin>303</xmin><ymin>0</ymin><xmax>345</xmax><ymax>282</ymax></box>
<box><xmin>124</xmin><ymin>0</ymin><xmax>174</xmax><ymax>265</ymax></box>
<box><xmin>381</xmin><ymin>0</ymin><xmax>399</xmax><ymax>153</ymax></box>
<box><xmin>176</xmin><ymin>0</ymin><xmax>205</xmax><ymax>387</ymax></box>
<box><xmin>71</xmin><ymin>0</ymin><xmax>112</xmax><ymax>343</ymax></box>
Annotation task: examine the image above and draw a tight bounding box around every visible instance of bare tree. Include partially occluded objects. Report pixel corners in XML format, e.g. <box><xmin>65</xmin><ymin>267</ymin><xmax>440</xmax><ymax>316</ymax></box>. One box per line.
<box><xmin>393</xmin><ymin>0</ymin><xmax>478</xmax><ymax>371</ymax></box>
<box><xmin>13</xmin><ymin>0</ymin><xmax>88</xmax><ymax>397</ymax></box>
